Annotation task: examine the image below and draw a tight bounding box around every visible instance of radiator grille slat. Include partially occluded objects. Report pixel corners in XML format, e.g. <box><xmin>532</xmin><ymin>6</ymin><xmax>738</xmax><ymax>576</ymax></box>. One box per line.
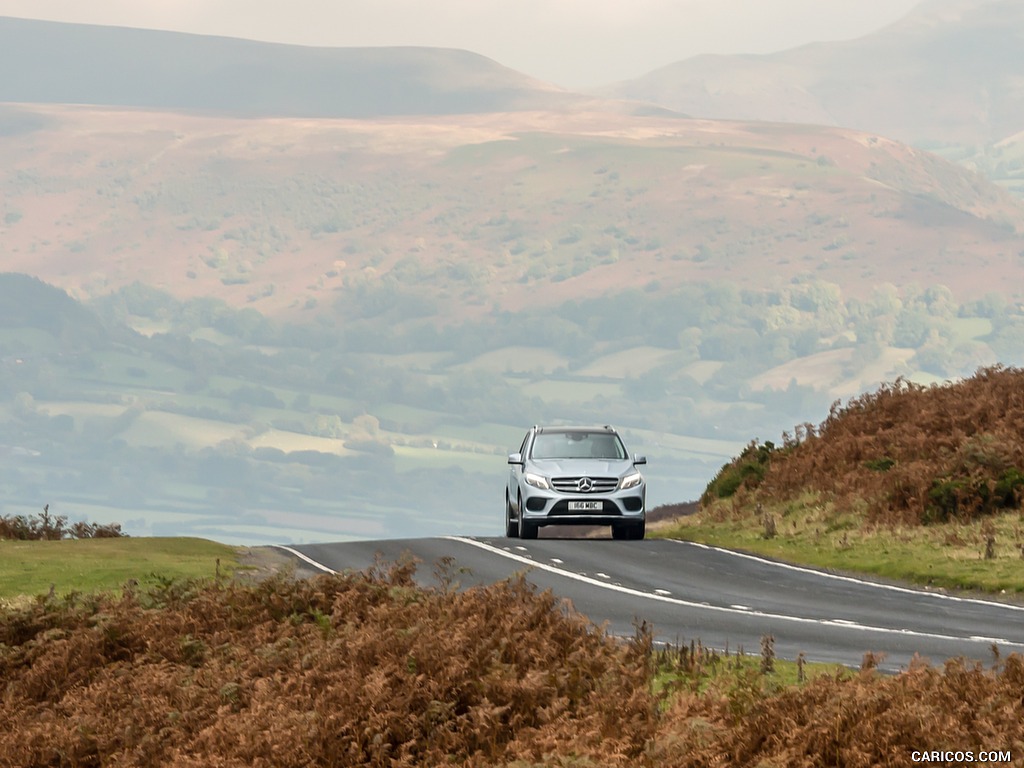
<box><xmin>550</xmin><ymin>476</ymin><xmax>618</xmax><ymax>493</ymax></box>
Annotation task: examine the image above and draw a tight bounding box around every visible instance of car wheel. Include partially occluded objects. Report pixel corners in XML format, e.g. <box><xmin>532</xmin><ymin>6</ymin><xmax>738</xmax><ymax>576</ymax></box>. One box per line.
<box><xmin>611</xmin><ymin>525</ymin><xmax>628</xmax><ymax>540</ymax></box>
<box><xmin>505</xmin><ymin>493</ymin><xmax>519</xmax><ymax>538</ymax></box>
<box><xmin>631</xmin><ymin>521</ymin><xmax>646</xmax><ymax>540</ymax></box>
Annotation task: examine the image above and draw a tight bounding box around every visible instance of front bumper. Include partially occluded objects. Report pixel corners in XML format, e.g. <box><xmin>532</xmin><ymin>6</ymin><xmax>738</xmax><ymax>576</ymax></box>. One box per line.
<box><xmin>520</xmin><ymin>486</ymin><xmax>646</xmax><ymax>527</ymax></box>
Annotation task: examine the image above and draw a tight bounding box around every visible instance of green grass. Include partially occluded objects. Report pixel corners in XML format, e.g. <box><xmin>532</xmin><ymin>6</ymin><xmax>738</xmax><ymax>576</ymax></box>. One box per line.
<box><xmin>677</xmin><ymin>359</ymin><xmax>724</xmax><ymax>385</ymax></box>
<box><xmin>576</xmin><ymin>346</ymin><xmax>676</xmax><ymax>378</ymax></box>
<box><xmin>654</xmin><ymin>496</ymin><xmax>1024</xmax><ymax>595</ymax></box>
<box><xmin>454</xmin><ymin>346</ymin><xmax>568</xmax><ymax>375</ymax></box>
<box><xmin>0</xmin><ymin>537</ymin><xmax>242</xmax><ymax>600</ymax></box>
<box><xmin>0</xmin><ymin>327</ymin><xmax>60</xmax><ymax>353</ymax></box>
<box><xmin>520</xmin><ymin>379</ymin><xmax>622</xmax><ymax>402</ymax></box>
<box><xmin>654</xmin><ymin>645</ymin><xmax>852</xmax><ymax>701</ymax></box>
<box><xmin>624</xmin><ymin>426</ymin><xmax>743</xmax><ymax>462</ymax></box>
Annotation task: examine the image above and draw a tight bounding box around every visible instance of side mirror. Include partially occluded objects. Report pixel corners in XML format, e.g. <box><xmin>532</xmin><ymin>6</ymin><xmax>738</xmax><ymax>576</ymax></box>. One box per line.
<box><xmin>633</xmin><ymin>454</ymin><xmax>647</xmax><ymax>465</ymax></box>
<box><xmin>508</xmin><ymin>452</ymin><xmax>523</xmax><ymax>465</ymax></box>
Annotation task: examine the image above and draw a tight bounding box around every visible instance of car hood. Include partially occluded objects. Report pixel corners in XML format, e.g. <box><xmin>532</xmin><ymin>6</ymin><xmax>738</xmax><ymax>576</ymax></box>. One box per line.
<box><xmin>528</xmin><ymin>459</ymin><xmax>634</xmax><ymax>477</ymax></box>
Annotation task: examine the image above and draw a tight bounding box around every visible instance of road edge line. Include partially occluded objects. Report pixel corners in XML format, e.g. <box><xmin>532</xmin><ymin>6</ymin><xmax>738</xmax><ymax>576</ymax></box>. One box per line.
<box><xmin>272</xmin><ymin>545</ymin><xmax>338</xmax><ymax>574</ymax></box>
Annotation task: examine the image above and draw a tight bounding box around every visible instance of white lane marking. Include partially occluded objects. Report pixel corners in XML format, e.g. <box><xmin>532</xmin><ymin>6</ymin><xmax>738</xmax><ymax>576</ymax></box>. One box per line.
<box><xmin>444</xmin><ymin>537</ymin><xmax>1024</xmax><ymax>648</ymax></box>
<box><xmin>673</xmin><ymin>540</ymin><xmax>1024</xmax><ymax>612</ymax></box>
<box><xmin>730</xmin><ymin>604</ymin><xmax>750</xmax><ymax>611</ymax></box>
<box><xmin>513</xmin><ymin>546</ymin><xmax>529</xmax><ymax>552</ymax></box>
<box><xmin>550</xmin><ymin>558</ymin><xmax>564</xmax><ymax>564</ymax></box>
<box><xmin>273</xmin><ymin>545</ymin><xmax>337</xmax><ymax>574</ymax></box>
<box><xmin>654</xmin><ymin>589</ymin><xmax>672</xmax><ymax>596</ymax></box>
<box><xmin>596</xmin><ymin>572</ymin><xmax>610</xmax><ymax>579</ymax></box>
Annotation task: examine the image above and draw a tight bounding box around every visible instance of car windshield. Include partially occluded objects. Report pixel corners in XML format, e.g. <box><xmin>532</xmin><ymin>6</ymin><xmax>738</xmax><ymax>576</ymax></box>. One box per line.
<box><xmin>531</xmin><ymin>432</ymin><xmax>626</xmax><ymax>460</ymax></box>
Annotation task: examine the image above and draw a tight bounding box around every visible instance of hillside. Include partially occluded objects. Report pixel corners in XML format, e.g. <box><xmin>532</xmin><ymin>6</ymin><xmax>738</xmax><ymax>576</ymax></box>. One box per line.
<box><xmin>2</xmin><ymin>103</ymin><xmax>1022</xmax><ymax>325</ymax></box>
<box><xmin>705</xmin><ymin>365</ymin><xmax>1024</xmax><ymax>526</ymax></box>
<box><xmin>0</xmin><ymin>16</ymin><xmax>596</xmax><ymax>118</ymax></box>
<box><xmin>600</xmin><ymin>0</ymin><xmax>1024</xmax><ymax>150</ymax></box>
<box><xmin>0</xmin><ymin>273</ymin><xmax>108</xmax><ymax>345</ymax></box>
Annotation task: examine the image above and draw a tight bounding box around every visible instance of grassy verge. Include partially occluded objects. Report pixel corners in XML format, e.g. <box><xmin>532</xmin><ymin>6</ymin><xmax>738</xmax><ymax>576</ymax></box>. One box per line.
<box><xmin>652</xmin><ymin>495</ymin><xmax>1024</xmax><ymax>596</ymax></box>
<box><xmin>653</xmin><ymin>638</ymin><xmax>853</xmax><ymax>705</ymax></box>
<box><xmin>0</xmin><ymin>537</ymin><xmax>242</xmax><ymax>601</ymax></box>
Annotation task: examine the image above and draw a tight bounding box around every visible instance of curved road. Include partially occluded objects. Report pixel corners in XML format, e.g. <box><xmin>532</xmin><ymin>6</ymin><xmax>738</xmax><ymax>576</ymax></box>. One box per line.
<box><xmin>276</xmin><ymin>536</ymin><xmax>1024</xmax><ymax>672</ymax></box>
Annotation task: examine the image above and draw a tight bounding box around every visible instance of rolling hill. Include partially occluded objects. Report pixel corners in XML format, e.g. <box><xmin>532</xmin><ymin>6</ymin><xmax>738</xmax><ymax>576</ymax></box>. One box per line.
<box><xmin>599</xmin><ymin>0</ymin><xmax>1024</xmax><ymax>149</ymax></box>
<box><xmin>2</xmin><ymin>103</ymin><xmax>1022</xmax><ymax>324</ymax></box>
<box><xmin>0</xmin><ymin>16</ymin><xmax>598</xmax><ymax>118</ymax></box>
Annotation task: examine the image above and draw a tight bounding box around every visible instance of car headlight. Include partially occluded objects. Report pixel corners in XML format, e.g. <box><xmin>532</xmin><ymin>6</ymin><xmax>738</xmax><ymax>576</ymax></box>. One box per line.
<box><xmin>524</xmin><ymin>472</ymin><xmax>551</xmax><ymax>490</ymax></box>
<box><xmin>618</xmin><ymin>471</ymin><xmax>643</xmax><ymax>490</ymax></box>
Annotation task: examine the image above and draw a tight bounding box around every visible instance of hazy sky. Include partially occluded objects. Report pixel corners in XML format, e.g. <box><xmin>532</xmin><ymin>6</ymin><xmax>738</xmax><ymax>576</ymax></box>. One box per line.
<box><xmin>0</xmin><ymin>0</ymin><xmax>925</xmax><ymax>87</ymax></box>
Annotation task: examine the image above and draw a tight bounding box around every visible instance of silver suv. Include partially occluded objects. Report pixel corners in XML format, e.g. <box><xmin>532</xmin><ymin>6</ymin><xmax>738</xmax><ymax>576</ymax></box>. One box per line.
<box><xmin>505</xmin><ymin>425</ymin><xmax>647</xmax><ymax>540</ymax></box>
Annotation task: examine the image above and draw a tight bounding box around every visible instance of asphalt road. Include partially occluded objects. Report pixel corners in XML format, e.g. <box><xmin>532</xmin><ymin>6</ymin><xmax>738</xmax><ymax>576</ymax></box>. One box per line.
<box><xmin>276</xmin><ymin>536</ymin><xmax>1024</xmax><ymax>672</ymax></box>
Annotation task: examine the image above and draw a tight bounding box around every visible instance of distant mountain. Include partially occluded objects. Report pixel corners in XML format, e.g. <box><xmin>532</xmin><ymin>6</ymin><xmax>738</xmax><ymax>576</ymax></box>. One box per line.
<box><xmin>598</xmin><ymin>0</ymin><xmax>1024</xmax><ymax>147</ymax></box>
<box><xmin>0</xmin><ymin>16</ymin><xmax>591</xmax><ymax>118</ymax></box>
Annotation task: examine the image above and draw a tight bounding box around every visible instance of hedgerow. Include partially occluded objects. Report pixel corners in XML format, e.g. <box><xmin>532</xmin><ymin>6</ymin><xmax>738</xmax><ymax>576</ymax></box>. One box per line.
<box><xmin>0</xmin><ymin>505</ymin><xmax>125</xmax><ymax>540</ymax></box>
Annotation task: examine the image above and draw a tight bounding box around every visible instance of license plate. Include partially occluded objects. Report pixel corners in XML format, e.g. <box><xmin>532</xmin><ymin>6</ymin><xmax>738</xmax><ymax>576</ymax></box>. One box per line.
<box><xmin>568</xmin><ymin>501</ymin><xmax>603</xmax><ymax>511</ymax></box>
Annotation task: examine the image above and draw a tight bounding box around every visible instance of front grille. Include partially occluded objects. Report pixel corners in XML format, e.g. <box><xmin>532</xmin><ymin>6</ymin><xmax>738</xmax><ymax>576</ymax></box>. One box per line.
<box><xmin>551</xmin><ymin>476</ymin><xmax>618</xmax><ymax>494</ymax></box>
<box><xmin>549</xmin><ymin>500</ymin><xmax>622</xmax><ymax>517</ymax></box>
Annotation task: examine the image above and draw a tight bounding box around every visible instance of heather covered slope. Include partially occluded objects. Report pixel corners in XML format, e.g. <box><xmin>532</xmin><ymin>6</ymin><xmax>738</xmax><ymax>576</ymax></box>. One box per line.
<box><xmin>707</xmin><ymin>365</ymin><xmax>1024</xmax><ymax>527</ymax></box>
<box><xmin>2</xmin><ymin>561</ymin><xmax>1023</xmax><ymax>767</ymax></box>
<box><xmin>3</xmin><ymin>104</ymin><xmax>1022</xmax><ymax>324</ymax></box>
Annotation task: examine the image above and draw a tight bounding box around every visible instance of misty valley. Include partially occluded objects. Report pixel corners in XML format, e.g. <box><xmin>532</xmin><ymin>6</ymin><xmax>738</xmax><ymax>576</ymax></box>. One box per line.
<box><xmin>1</xmin><ymin>273</ymin><xmax>1022</xmax><ymax>543</ymax></box>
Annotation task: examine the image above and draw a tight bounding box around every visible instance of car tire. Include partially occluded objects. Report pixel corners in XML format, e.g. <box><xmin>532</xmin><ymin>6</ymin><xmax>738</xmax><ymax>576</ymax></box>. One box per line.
<box><xmin>519</xmin><ymin>519</ymin><xmax>538</xmax><ymax>539</ymax></box>
<box><xmin>505</xmin><ymin>493</ymin><xmax>519</xmax><ymax>538</ymax></box>
<box><xmin>612</xmin><ymin>522</ymin><xmax>645</xmax><ymax>540</ymax></box>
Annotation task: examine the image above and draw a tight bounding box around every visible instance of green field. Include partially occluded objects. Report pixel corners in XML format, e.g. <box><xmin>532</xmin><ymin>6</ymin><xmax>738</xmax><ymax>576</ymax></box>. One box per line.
<box><xmin>454</xmin><ymin>346</ymin><xmax>568</xmax><ymax>374</ymax></box>
<box><xmin>0</xmin><ymin>537</ymin><xmax>241</xmax><ymax>600</ymax></box>
<box><xmin>576</xmin><ymin>346</ymin><xmax>677</xmax><ymax>378</ymax></box>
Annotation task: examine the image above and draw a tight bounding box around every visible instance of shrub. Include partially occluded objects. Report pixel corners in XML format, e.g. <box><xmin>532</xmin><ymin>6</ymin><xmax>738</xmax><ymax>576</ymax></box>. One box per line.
<box><xmin>702</xmin><ymin>440</ymin><xmax>776</xmax><ymax>503</ymax></box>
<box><xmin>0</xmin><ymin>563</ymin><xmax>655</xmax><ymax>767</ymax></box>
<box><xmin>0</xmin><ymin>505</ymin><xmax>125</xmax><ymax>541</ymax></box>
